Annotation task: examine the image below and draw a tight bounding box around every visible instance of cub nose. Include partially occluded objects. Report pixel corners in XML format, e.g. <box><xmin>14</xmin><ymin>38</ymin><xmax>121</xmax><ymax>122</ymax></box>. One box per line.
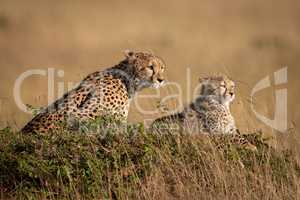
<box><xmin>229</xmin><ymin>92</ymin><xmax>234</xmax><ymax>96</ymax></box>
<box><xmin>157</xmin><ymin>78</ymin><xmax>164</xmax><ymax>83</ymax></box>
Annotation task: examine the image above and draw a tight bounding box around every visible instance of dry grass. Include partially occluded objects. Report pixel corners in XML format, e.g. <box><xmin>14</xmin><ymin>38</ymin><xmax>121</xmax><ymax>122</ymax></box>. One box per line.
<box><xmin>0</xmin><ymin>120</ymin><xmax>299</xmax><ymax>200</ymax></box>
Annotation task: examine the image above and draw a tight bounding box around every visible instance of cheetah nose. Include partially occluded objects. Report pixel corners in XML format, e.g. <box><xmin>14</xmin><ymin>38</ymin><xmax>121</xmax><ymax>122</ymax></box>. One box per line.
<box><xmin>157</xmin><ymin>78</ymin><xmax>164</xmax><ymax>83</ymax></box>
<box><xmin>229</xmin><ymin>92</ymin><xmax>234</xmax><ymax>96</ymax></box>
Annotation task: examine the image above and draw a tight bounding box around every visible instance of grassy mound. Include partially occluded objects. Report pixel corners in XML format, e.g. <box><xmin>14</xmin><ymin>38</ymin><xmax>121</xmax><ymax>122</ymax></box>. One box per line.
<box><xmin>0</xmin><ymin>120</ymin><xmax>299</xmax><ymax>200</ymax></box>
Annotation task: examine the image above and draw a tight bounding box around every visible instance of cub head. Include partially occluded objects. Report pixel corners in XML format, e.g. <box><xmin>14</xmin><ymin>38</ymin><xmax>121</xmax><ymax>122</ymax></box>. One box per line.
<box><xmin>124</xmin><ymin>50</ymin><xmax>166</xmax><ymax>90</ymax></box>
<box><xmin>198</xmin><ymin>75</ymin><xmax>235</xmax><ymax>105</ymax></box>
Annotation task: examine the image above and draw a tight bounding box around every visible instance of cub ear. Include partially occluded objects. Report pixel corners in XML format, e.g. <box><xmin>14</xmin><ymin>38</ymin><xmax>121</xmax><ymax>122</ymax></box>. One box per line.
<box><xmin>198</xmin><ymin>77</ymin><xmax>207</xmax><ymax>83</ymax></box>
<box><xmin>198</xmin><ymin>77</ymin><xmax>208</xmax><ymax>93</ymax></box>
<box><xmin>124</xmin><ymin>50</ymin><xmax>136</xmax><ymax>60</ymax></box>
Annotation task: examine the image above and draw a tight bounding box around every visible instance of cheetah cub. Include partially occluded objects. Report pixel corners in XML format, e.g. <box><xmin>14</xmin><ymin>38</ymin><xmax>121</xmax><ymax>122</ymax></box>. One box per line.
<box><xmin>22</xmin><ymin>50</ymin><xmax>166</xmax><ymax>134</ymax></box>
<box><xmin>152</xmin><ymin>75</ymin><xmax>256</xmax><ymax>151</ymax></box>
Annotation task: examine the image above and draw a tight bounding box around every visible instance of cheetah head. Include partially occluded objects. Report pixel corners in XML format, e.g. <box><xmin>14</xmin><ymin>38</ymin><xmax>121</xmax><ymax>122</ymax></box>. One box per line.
<box><xmin>124</xmin><ymin>50</ymin><xmax>166</xmax><ymax>90</ymax></box>
<box><xmin>198</xmin><ymin>75</ymin><xmax>235</xmax><ymax>106</ymax></box>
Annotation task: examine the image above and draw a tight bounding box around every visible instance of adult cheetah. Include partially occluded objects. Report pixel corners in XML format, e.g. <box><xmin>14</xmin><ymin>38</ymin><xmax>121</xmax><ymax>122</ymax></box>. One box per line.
<box><xmin>21</xmin><ymin>50</ymin><xmax>166</xmax><ymax>134</ymax></box>
<box><xmin>152</xmin><ymin>75</ymin><xmax>257</xmax><ymax>151</ymax></box>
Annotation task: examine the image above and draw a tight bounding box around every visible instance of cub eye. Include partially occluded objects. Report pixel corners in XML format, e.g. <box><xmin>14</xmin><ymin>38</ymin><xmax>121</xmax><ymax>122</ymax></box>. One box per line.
<box><xmin>149</xmin><ymin>65</ymin><xmax>155</xmax><ymax>71</ymax></box>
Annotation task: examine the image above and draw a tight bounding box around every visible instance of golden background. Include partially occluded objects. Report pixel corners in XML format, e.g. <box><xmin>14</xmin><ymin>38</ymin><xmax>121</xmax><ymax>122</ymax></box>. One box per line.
<box><xmin>0</xmin><ymin>0</ymin><xmax>299</xmax><ymax>137</ymax></box>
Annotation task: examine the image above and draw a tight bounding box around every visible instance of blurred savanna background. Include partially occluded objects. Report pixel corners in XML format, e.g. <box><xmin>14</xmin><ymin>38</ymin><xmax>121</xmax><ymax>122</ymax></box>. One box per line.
<box><xmin>0</xmin><ymin>0</ymin><xmax>299</xmax><ymax>141</ymax></box>
<box><xmin>2</xmin><ymin>1</ymin><xmax>300</xmax><ymax>199</ymax></box>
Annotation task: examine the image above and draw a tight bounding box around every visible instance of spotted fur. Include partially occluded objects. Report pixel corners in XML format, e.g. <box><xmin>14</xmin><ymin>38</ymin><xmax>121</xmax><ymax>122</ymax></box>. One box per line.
<box><xmin>21</xmin><ymin>50</ymin><xmax>166</xmax><ymax>134</ymax></box>
<box><xmin>152</xmin><ymin>75</ymin><xmax>256</xmax><ymax>151</ymax></box>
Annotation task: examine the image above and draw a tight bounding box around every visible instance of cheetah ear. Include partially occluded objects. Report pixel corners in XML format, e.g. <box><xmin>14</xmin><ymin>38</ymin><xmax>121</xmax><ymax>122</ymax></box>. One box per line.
<box><xmin>124</xmin><ymin>50</ymin><xmax>136</xmax><ymax>60</ymax></box>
